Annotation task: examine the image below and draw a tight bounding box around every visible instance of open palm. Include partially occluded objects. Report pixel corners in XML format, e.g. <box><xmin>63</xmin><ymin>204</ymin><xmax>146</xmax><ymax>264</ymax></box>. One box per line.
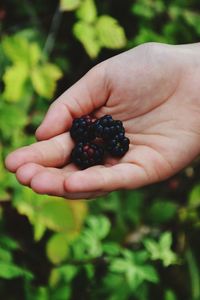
<box><xmin>5</xmin><ymin>43</ymin><xmax>200</xmax><ymax>199</ymax></box>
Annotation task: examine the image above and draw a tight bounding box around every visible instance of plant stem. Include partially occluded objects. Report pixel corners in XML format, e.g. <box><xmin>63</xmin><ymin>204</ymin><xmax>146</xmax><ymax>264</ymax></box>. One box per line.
<box><xmin>43</xmin><ymin>5</ymin><xmax>62</xmax><ymax>57</ymax></box>
<box><xmin>186</xmin><ymin>248</ymin><xmax>200</xmax><ymax>300</ymax></box>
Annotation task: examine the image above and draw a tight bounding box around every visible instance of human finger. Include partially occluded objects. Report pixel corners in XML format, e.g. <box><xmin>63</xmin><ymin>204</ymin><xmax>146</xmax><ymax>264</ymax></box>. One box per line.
<box><xmin>64</xmin><ymin>163</ymin><xmax>149</xmax><ymax>193</ymax></box>
<box><xmin>5</xmin><ymin>132</ymin><xmax>74</xmax><ymax>172</ymax></box>
<box><xmin>36</xmin><ymin>63</ymin><xmax>109</xmax><ymax>140</ymax></box>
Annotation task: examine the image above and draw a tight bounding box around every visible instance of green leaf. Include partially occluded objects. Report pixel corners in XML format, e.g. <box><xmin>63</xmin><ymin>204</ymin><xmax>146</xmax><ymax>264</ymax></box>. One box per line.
<box><xmin>2</xmin><ymin>35</ymin><xmax>30</xmax><ymax>64</ymax></box>
<box><xmin>49</xmin><ymin>285</ymin><xmax>71</xmax><ymax>300</ymax></box>
<box><xmin>2</xmin><ymin>33</ymin><xmax>42</xmax><ymax>66</ymax></box>
<box><xmin>109</xmin><ymin>259</ymin><xmax>129</xmax><ymax>273</ymax></box>
<box><xmin>0</xmin><ymin>190</ymin><xmax>10</xmax><ymax>201</ymax></box>
<box><xmin>60</xmin><ymin>0</ymin><xmax>81</xmax><ymax>11</ymax></box>
<box><xmin>0</xmin><ymin>235</ymin><xmax>19</xmax><ymax>251</ymax></box>
<box><xmin>110</xmin><ymin>256</ymin><xmax>158</xmax><ymax>290</ymax></box>
<box><xmin>29</xmin><ymin>43</ymin><xmax>42</xmax><ymax>67</ymax></box>
<box><xmin>46</xmin><ymin>233</ymin><xmax>69</xmax><ymax>264</ymax></box>
<box><xmin>183</xmin><ymin>10</ymin><xmax>200</xmax><ymax>35</ymax></box>
<box><xmin>144</xmin><ymin>232</ymin><xmax>178</xmax><ymax>267</ymax></box>
<box><xmin>123</xmin><ymin>190</ymin><xmax>144</xmax><ymax>226</ymax></box>
<box><xmin>148</xmin><ymin>200</ymin><xmax>177</xmax><ymax>223</ymax></box>
<box><xmin>96</xmin><ymin>15</ymin><xmax>127</xmax><ymax>49</ymax></box>
<box><xmin>13</xmin><ymin>188</ymin><xmax>86</xmax><ymax>245</ymax></box>
<box><xmin>68</xmin><ymin>200</ymin><xmax>88</xmax><ymax>230</ymax></box>
<box><xmin>0</xmin><ymin>262</ymin><xmax>33</xmax><ymax>280</ymax></box>
<box><xmin>160</xmin><ymin>232</ymin><xmax>172</xmax><ymax>250</ymax></box>
<box><xmin>31</xmin><ymin>63</ymin><xmax>62</xmax><ymax>99</ymax></box>
<box><xmin>102</xmin><ymin>242</ymin><xmax>121</xmax><ymax>256</ymax></box>
<box><xmin>132</xmin><ymin>2</ymin><xmax>155</xmax><ymax>19</ymax></box>
<box><xmin>33</xmin><ymin>222</ymin><xmax>46</xmax><ymax>242</ymax></box>
<box><xmin>38</xmin><ymin>199</ymin><xmax>75</xmax><ymax>232</ymax></box>
<box><xmin>137</xmin><ymin>265</ymin><xmax>159</xmax><ymax>283</ymax></box>
<box><xmin>143</xmin><ymin>239</ymin><xmax>160</xmax><ymax>260</ymax></box>
<box><xmin>56</xmin><ymin>265</ymin><xmax>78</xmax><ymax>282</ymax></box>
<box><xmin>86</xmin><ymin>215</ymin><xmax>111</xmax><ymax>239</ymax></box>
<box><xmin>73</xmin><ymin>21</ymin><xmax>100</xmax><ymax>58</ymax></box>
<box><xmin>0</xmin><ymin>103</ymin><xmax>28</xmax><ymax>139</ymax></box>
<box><xmin>164</xmin><ymin>289</ymin><xmax>177</xmax><ymax>300</ymax></box>
<box><xmin>189</xmin><ymin>184</ymin><xmax>200</xmax><ymax>208</ymax></box>
<box><xmin>131</xmin><ymin>1</ymin><xmax>165</xmax><ymax>19</ymax></box>
<box><xmin>3</xmin><ymin>63</ymin><xmax>29</xmax><ymax>102</ymax></box>
<box><xmin>133</xmin><ymin>27</ymin><xmax>166</xmax><ymax>46</ymax></box>
<box><xmin>81</xmin><ymin>229</ymin><xmax>102</xmax><ymax>257</ymax></box>
<box><xmin>0</xmin><ymin>248</ymin><xmax>12</xmax><ymax>263</ymax></box>
<box><xmin>76</xmin><ymin>0</ymin><xmax>97</xmax><ymax>23</ymax></box>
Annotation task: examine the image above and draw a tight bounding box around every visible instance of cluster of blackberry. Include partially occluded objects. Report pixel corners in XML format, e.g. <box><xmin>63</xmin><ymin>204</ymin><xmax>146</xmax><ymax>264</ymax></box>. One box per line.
<box><xmin>70</xmin><ymin>115</ymin><xmax>130</xmax><ymax>169</ymax></box>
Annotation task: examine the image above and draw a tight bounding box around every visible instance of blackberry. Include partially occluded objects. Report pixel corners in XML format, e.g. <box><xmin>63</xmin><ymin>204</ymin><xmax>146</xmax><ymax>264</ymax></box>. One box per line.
<box><xmin>94</xmin><ymin>115</ymin><xmax>125</xmax><ymax>140</ymax></box>
<box><xmin>71</xmin><ymin>142</ymin><xmax>104</xmax><ymax>169</ymax></box>
<box><xmin>106</xmin><ymin>134</ymin><xmax>130</xmax><ymax>157</ymax></box>
<box><xmin>70</xmin><ymin>115</ymin><xmax>96</xmax><ymax>142</ymax></box>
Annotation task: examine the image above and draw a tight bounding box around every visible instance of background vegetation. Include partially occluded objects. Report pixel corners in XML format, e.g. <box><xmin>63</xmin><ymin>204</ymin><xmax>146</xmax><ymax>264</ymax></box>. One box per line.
<box><xmin>0</xmin><ymin>0</ymin><xmax>200</xmax><ymax>299</ymax></box>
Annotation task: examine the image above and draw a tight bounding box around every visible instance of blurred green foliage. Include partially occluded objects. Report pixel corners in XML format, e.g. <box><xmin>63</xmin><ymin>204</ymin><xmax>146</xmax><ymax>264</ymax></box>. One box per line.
<box><xmin>0</xmin><ymin>0</ymin><xmax>200</xmax><ymax>299</ymax></box>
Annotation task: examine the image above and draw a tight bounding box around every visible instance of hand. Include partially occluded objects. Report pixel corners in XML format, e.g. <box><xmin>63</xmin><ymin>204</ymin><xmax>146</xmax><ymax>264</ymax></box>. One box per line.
<box><xmin>5</xmin><ymin>43</ymin><xmax>200</xmax><ymax>199</ymax></box>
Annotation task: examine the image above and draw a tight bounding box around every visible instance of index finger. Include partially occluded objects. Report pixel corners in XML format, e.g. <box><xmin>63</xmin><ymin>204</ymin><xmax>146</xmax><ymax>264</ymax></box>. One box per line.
<box><xmin>36</xmin><ymin>63</ymin><xmax>109</xmax><ymax>141</ymax></box>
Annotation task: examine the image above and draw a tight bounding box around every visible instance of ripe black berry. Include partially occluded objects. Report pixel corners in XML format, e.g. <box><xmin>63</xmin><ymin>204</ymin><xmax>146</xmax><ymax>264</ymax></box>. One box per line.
<box><xmin>106</xmin><ymin>134</ymin><xmax>130</xmax><ymax>157</ymax></box>
<box><xmin>94</xmin><ymin>115</ymin><xmax>125</xmax><ymax>140</ymax></box>
<box><xmin>70</xmin><ymin>115</ymin><xmax>96</xmax><ymax>142</ymax></box>
<box><xmin>71</xmin><ymin>142</ymin><xmax>104</xmax><ymax>169</ymax></box>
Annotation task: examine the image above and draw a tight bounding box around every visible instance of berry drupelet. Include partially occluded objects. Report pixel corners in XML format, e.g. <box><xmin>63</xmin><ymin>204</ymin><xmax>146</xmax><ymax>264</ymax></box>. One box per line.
<box><xmin>71</xmin><ymin>142</ymin><xmax>104</xmax><ymax>169</ymax></box>
<box><xmin>106</xmin><ymin>133</ymin><xmax>130</xmax><ymax>157</ymax></box>
<box><xmin>70</xmin><ymin>115</ymin><xmax>96</xmax><ymax>142</ymax></box>
<box><xmin>94</xmin><ymin>115</ymin><xmax>125</xmax><ymax>140</ymax></box>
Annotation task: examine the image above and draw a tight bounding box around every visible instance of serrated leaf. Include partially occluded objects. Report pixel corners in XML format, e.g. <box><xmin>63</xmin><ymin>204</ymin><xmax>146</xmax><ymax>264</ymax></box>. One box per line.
<box><xmin>96</xmin><ymin>15</ymin><xmax>127</xmax><ymax>49</ymax></box>
<box><xmin>60</xmin><ymin>0</ymin><xmax>81</xmax><ymax>11</ymax></box>
<box><xmin>73</xmin><ymin>21</ymin><xmax>100</xmax><ymax>58</ymax></box>
<box><xmin>31</xmin><ymin>63</ymin><xmax>62</xmax><ymax>99</ymax></box>
<box><xmin>2</xmin><ymin>33</ymin><xmax>42</xmax><ymax>67</ymax></box>
<box><xmin>76</xmin><ymin>0</ymin><xmax>97</xmax><ymax>23</ymax></box>
<box><xmin>46</xmin><ymin>233</ymin><xmax>69</xmax><ymax>264</ymax></box>
<box><xmin>81</xmin><ymin>229</ymin><xmax>102</xmax><ymax>257</ymax></box>
<box><xmin>143</xmin><ymin>239</ymin><xmax>160</xmax><ymax>260</ymax></box>
<box><xmin>86</xmin><ymin>215</ymin><xmax>111</xmax><ymax>239</ymax></box>
<box><xmin>144</xmin><ymin>232</ymin><xmax>178</xmax><ymax>267</ymax></box>
<box><xmin>137</xmin><ymin>265</ymin><xmax>159</xmax><ymax>283</ymax></box>
<box><xmin>3</xmin><ymin>63</ymin><xmax>29</xmax><ymax>102</ymax></box>
<box><xmin>110</xmin><ymin>256</ymin><xmax>158</xmax><ymax>290</ymax></box>
<box><xmin>2</xmin><ymin>35</ymin><xmax>30</xmax><ymax>64</ymax></box>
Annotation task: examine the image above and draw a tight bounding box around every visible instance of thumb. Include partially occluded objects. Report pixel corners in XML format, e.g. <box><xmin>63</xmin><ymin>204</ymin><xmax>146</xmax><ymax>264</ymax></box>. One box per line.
<box><xmin>36</xmin><ymin>62</ymin><xmax>109</xmax><ymax>140</ymax></box>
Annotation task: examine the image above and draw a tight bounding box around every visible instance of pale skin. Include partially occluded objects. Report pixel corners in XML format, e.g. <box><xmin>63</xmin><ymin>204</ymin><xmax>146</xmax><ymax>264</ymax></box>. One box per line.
<box><xmin>5</xmin><ymin>43</ymin><xmax>200</xmax><ymax>199</ymax></box>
